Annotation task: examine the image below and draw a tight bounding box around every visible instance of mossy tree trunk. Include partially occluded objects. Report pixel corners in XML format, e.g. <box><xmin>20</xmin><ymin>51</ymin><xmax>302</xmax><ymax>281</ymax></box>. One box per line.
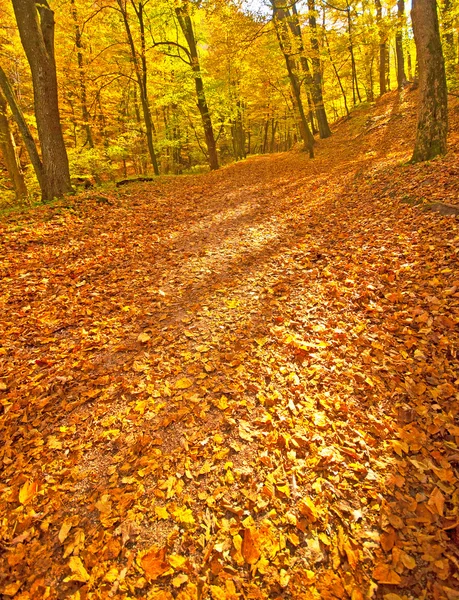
<box><xmin>11</xmin><ymin>0</ymin><xmax>73</xmax><ymax>201</ymax></box>
<box><xmin>411</xmin><ymin>0</ymin><xmax>448</xmax><ymax>162</ymax></box>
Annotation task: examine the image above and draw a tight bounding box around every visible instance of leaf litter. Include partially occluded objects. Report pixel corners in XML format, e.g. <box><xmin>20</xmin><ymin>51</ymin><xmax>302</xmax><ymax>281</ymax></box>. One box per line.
<box><xmin>0</xmin><ymin>89</ymin><xmax>459</xmax><ymax>599</ymax></box>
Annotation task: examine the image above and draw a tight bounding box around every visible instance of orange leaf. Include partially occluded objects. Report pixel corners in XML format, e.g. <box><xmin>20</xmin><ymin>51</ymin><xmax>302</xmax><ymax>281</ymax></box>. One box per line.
<box><xmin>140</xmin><ymin>546</ymin><xmax>170</xmax><ymax>580</ymax></box>
<box><xmin>373</xmin><ymin>563</ymin><xmax>402</xmax><ymax>585</ymax></box>
<box><xmin>242</xmin><ymin>527</ymin><xmax>261</xmax><ymax>564</ymax></box>
<box><xmin>428</xmin><ymin>487</ymin><xmax>445</xmax><ymax>516</ymax></box>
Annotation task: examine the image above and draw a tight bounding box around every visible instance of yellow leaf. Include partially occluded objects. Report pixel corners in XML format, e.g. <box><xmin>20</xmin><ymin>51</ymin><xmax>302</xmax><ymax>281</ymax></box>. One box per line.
<box><xmin>383</xmin><ymin>595</ymin><xmax>404</xmax><ymax>600</ymax></box>
<box><xmin>175</xmin><ymin>378</ymin><xmax>193</xmax><ymax>389</ymax></box>
<box><xmin>169</xmin><ymin>554</ymin><xmax>187</xmax><ymax>569</ymax></box>
<box><xmin>225</xmin><ymin>299</ymin><xmax>239</xmax><ymax>308</ymax></box>
<box><xmin>172</xmin><ymin>506</ymin><xmax>195</xmax><ymax>526</ymax></box>
<box><xmin>95</xmin><ymin>494</ymin><xmax>112</xmax><ymax>515</ymax></box>
<box><xmin>172</xmin><ymin>574</ymin><xmax>189</xmax><ymax>588</ymax></box>
<box><xmin>373</xmin><ymin>563</ymin><xmax>401</xmax><ymax>585</ymax></box>
<box><xmin>138</xmin><ymin>332</ymin><xmax>151</xmax><ymax>343</ymax></box>
<box><xmin>59</xmin><ymin>517</ymin><xmax>76</xmax><ymax>544</ymax></box>
<box><xmin>67</xmin><ymin>556</ymin><xmax>90</xmax><ymax>582</ymax></box>
<box><xmin>48</xmin><ymin>435</ymin><xmax>63</xmax><ymax>449</ymax></box>
<box><xmin>279</xmin><ymin>569</ymin><xmax>290</xmax><ymax>588</ymax></box>
<box><xmin>298</xmin><ymin>497</ymin><xmax>319</xmax><ymax>523</ymax></box>
<box><xmin>1</xmin><ymin>582</ymin><xmax>21</xmax><ymax>596</ymax></box>
<box><xmin>210</xmin><ymin>585</ymin><xmax>227</xmax><ymax>600</ymax></box>
<box><xmin>391</xmin><ymin>440</ymin><xmax>408</xmax><ymax>457</ymax></box>
<box><xmin>19</xmin><ymin>480</ymin><xmax>38</xmax><ymax>505</ymax></box>
<box><xmin>155</xmin><ymin>506</ymin><xmax>169</xmax><ymax>520</ymax></box>
<box><xmin>104</xmin><ymin>566</ymin><xmax>120</xmax><ymax>583</ymax></box>
<box><xmin>215</xmin><ymin>395</ymin><xmax>229</xmax><ymax>410</ymax></box>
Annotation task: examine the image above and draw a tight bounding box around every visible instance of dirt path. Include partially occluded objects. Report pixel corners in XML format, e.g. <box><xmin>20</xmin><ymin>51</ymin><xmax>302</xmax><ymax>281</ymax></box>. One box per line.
<box><xmin>1</xmin><ymin>91</ymin><xmax>459</xmax><ymax>599</ymax></box>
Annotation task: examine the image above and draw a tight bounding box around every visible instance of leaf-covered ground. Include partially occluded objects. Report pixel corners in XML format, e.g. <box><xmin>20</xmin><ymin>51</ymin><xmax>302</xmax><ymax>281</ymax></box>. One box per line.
<box><xmin>1</xmin><ymin>89</ymin><xmax>459</xmax><ymax>600</ymax></box>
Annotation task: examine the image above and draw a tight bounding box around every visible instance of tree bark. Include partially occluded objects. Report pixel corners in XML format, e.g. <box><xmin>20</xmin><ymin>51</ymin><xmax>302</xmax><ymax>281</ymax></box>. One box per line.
<box><xmin>70</xmin><ymin>0</ymin><xmax>94</xmax><ymax>148</ymax></box>
<box><xmin>375</xmin><ymin>0</ymin><xmax>386</xmax><ymax>96</ymax></box>
<box><xmin>118</xmin><ymin>0</ymin><xmax>160</xmax><ymax>175</ymax></box>
<box><xmin>0</xmin><ymin>66</ymin><xmax>43</xmax><ymax>189</ymax></box>
<box><xmin>175</xmin><ymin>2</ymin><xmax>219</xmax><ymax>171</ymax></box>
<box><xmin>442</xmin><ymin>0</ymin><xmax>457</xmax><ymax>87</ymax></box>
<box><xmin>411</xmin><ymin>0</ymin><xmax>448</xmax><ymax>162</ymax></box>
<box><xmin>11</xmin><ymin>0</ymin><xmax>72</xmax><ymax>200</ymax></box>
<box><xmin>346</xmin><ymin>5</ymin><xmax>361</xmax><ymax>104</ymax></box>
<box><xmin>0</xmin><ymin>91</ymin><xmax>27</xmax><ymax>201</ymax></box>
<box><xmin>306</xmin><ymin>0</ymin><xmax>331</xmax><ymax>138</ymax></box>
<box><xmin>272</xmin><ymin>1</ymin><xmax>314</xmax><ymax>157</ymax></box>
<box><xmin>396</xmin><ymin>0</ymin><xmax>406</xmax><ymax>89</ymax></box>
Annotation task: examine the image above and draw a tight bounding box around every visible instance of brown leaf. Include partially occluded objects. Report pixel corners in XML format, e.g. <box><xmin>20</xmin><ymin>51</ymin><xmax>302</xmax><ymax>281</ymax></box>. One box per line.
<box><xmin>373</xmin><ymin>563</ymin><xmax>402</xmax><ymax>585</ymax></box>
<box><xmin>428</xmin><ymin>486</ymin><xmax>445</xmax><ymax>516</ymax></box>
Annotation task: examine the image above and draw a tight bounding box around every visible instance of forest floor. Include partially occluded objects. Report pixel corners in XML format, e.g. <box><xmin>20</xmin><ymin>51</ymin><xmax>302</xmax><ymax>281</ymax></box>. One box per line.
<box><xmin>1</xmin><ymin>88</ymin><xmax>459</xmax><ymax>600</ymax></box>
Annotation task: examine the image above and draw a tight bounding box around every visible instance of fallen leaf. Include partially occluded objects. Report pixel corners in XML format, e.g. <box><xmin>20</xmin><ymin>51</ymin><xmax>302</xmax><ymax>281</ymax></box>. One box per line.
<box><xmin>19</xmin><ymin>480</ymin><xmax>38</xmax><ymax>505</ymax></box>
<box><xmin>140</xmin><ymin>546</ymin><xmax>170</xmax><ymax>580</ymax></box>
<box><xmin>373</xmin><ymin>563</ymin><xmax>402</xmax><ymax>585</ymax></box>
<box><xmin>242</xmin><ymin>527</ymin><xmax>261</xmax><ymax>564</ymax></box>
<box><xmin>66</xmin><ymin>556</ymin><xmax>90</xmax><ymax>582</ymax></box>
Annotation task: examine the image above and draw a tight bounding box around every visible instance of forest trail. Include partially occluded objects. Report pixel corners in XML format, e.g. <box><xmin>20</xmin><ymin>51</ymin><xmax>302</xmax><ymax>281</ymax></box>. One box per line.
<box><xmin>1</xmin><ymin>90</ymin><xmax>459</xmax><ymax>600</ymax></box>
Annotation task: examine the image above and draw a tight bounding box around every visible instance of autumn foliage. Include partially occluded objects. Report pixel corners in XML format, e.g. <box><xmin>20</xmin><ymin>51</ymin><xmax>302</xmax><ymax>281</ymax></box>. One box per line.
<box><xmin>0</xmin><ymin>90</ymin><xmax>458</xmax><ymax>598</ymax></box>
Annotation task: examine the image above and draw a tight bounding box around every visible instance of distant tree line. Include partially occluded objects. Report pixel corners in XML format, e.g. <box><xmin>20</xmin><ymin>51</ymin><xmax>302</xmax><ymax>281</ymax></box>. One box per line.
<box><xmin>0</xmin><ymin>0</ymin><xmax>451</xmax><ymax>202</ymax></box>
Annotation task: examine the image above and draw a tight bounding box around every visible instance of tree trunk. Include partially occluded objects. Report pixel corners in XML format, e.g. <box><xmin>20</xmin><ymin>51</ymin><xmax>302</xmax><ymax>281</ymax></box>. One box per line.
<box><xmin>396</xmin><ymin>0</ymin><xmax>407</xmax><ymax>89</ymax></box>
<box><xmin>0</xmin><ymin>66</ymin><xmax>44</xmax><ymax>188</ymax></box>
<box><xmin>306</xmin><ymin>0</ymin><xmax>331</xmax><ymax>138</ymax></box>
<box><xmin>0</xmin><ymin>91</ymin><xmax>27</xmax><ymax>201</ymax></box>
<box><xmin>375</xmin><ymin>0</ymin><xmax>386</xmax><ymax>96</ymax></box>
<box><xmin>175</xmin><ymin>2</ymin><xmax>219</xmax><ymax>171</ymax></box>
<box><xmin>272</xmin><ymin>1</ymin><xmax>314</xmax><ymax>157</ymax></box>
<box><xmin>347</xmin><ymin>5</ymin><xmax>361</xmax><ymax>104</ymax></box>
<box><xmin>11</xmin><ymin>0</ymin><xmax>72</xmax><ymax>201</ymax></box>
<box><xmin>411</xmin><ymin>0</ymin><xmax>448</xmax><ymax>162</ymax></box>
<box><xmin>442</xmin><ymin>0</ymin><xmax>457</xmax><ymax>88</ymax></box>
<box><xmin>118</xmin><ymin>0</ymin><xmax>160</xmax><ymax>175</ymax></box>
<box><xmin>70</xmin><ymin>0</ymin><xmax>94</xmax><ymax>148</ymax></box>
<box><xmin>324</xmin><ymin>30</ymin><xmax>350</xmax><ymax>116</ymax></box>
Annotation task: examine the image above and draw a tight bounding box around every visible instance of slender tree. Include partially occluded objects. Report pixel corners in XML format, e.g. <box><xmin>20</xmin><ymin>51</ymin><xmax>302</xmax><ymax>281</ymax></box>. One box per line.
<box><xmin>411</xmin><ymin>0</ymin><xmax>448</xmax><ymax>162</ymax></box>
<box><xmin>0</xmin><ymin>90</ymin><xmax>27</xmax><ymax>201</ymax></box>
<box><xmin>0</xmin><ymin>66</ymin><xmax>43</xmax><ymax>188</ymax></box>
<box><xmin>175</xmin><ymin>0</ymin><xmax>219</xmax><ymax>171</ymax></box>
<box><xmin>441</xmin><ymin>0</ymin><xmax>457</xmax><ymax>88</ymax></box>
<box><xmin>396</xmin><ymin>0</ymin><xmax>407</xmax><ymax>89</ymax></box>
<box><xmin>69</xmin><ymin>0</ymin><xmax>94</xmax><ymax>149</ymax></box>
<box><xmin>375</xmin><ymin>0</ymin><xmax>386</xmax><ymax>96</ymax></box>
<box><xmin>272</xmin><ymin>0</ymin><xmax>314</xmax><ymax>157</ymax></box>
<box><xmin>11</xmin><ymin>0</ymin><xmax>72</xmax><ymax>200</ymax></box>
<box><xmin>117</xmin><ymin>0</ymin><xmax>160</xmax><ymax>175</ymax></box>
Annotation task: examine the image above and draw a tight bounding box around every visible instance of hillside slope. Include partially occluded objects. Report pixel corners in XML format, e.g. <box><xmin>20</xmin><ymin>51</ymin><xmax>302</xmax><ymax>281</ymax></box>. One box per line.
<box><xmin>0</xmin><ymin>90</ymin><xmax>459</xmax><ymax>599</ymax></box>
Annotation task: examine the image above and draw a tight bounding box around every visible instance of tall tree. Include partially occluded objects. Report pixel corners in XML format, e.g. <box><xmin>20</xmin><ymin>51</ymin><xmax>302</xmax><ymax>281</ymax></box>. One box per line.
<box><xmin>411</xmin><ymin>0</ymin><xmax>448</xmax><ymax>162</ymax></box>
<box><xmin>69</xmin><ymin>0</ymin><xmax>94</xmax><ymax>149</ymax></box>
<box><xmin>0</xmin><ymin>66</ymin><xmax>43</xmax><ymax>189</ymax></box>
<box><xmin>375</xmin><ymin>0</ymin><xmax>386</xmax><ymax>96</ymax></box>
<box><xmin>117</xmin><ymin>0</ymin><xmax>160</xmax><ymax>175</ymax></box>
<box><xmin>396</xmin><ymin>0</ymin><xmax>407</xmax><ymax>88</ymax></box>
<box><xmin>441</xmin><ymin>0</ymin><xmax>457</xmax><ymax>88</ymax></box>
<box><xmin>288</xmin><ymin>2</ymin><xmax>331</xmax><ymax>139</ymax></box>
<box><xmin>272</xmin><ymin>0</ymin><xmax>314</xmax><ymax>157</ymax></box>
<box><xmin>0</xmin><ymin>90</ymin><xmax>27</xmax><ymax>201</ymax></box>
<box><xmin>175</xmin><ymin>0</ymin><xmax>219</xmax><ymax>171</ymax></box>
<box><xmin>11</xmin><ymin>0</ymin><xmax>73</xmax><ymax>200</ymax></box>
